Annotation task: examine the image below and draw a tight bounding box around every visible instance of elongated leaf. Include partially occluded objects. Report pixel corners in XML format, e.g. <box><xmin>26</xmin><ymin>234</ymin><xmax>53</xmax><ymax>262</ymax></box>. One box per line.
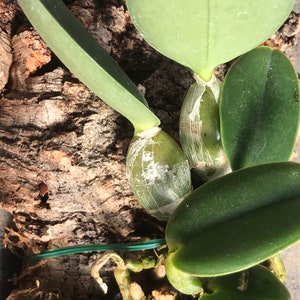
<box><xmin>220</xmin><ymin>47</ymin><xmax>299</xmax><ymax>170</ymax></box>
<box><xmin>166</xmin><ymin>162</ymin><xmax>300</xmax><ymax>276</ymax></box>
<box><xmin>200</xmin><ymin>266</ymin><xmax>290</xmax><ymax>300</ymax></box>
<box><xmin>18</xmin><ymin>0</ymin><xmax>160</xmax><ymax>133</ymax></box>
<box><xmin>126</xmin><ymin>0</ymin><xmax>294</xmax><ymax>80</ymax></box>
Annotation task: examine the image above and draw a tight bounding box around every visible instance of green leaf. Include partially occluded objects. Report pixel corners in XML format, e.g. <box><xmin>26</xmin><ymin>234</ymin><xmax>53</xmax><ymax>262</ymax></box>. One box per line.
<box><xmin>220</xmin><ymin>47</ymin><xmax>299</xmax><ymax>170</ymax></box>
<box><xmin>166</xmin><ymin>162</ymin><xmax>300</xmax><ymax>276</ymax></box>
<box><xmin>18</xmin><ymin>0</ymin><xmax>160</xmax><ymax>133</ymax></box>
<box><xmin>126</xmin><ymin>0</ymin><xmax>294</xmax><ymax>80</ymax></box>
<box><xmin>165</xmin><ymin>253</ymin><xmax>203</xmax><ymax>295</ymax></box>
<box><xmin>200</xmin><ymin>266</ymin><xmax>290</xmax><ymax>300</ymax></box>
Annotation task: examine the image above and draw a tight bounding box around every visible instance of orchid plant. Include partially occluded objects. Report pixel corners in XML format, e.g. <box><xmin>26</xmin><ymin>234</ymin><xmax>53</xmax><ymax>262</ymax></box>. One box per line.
<box><xmin>17</xmin><ymin>0</ymin><xmax>300</xmax><ymax>299</ymax></box>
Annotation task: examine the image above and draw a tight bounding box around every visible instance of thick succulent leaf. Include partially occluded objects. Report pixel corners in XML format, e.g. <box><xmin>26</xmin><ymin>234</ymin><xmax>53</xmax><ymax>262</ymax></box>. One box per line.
<box><xmin>199</xmin><ymin>266</ymin><xmax>290</xmax><ymax>300</ymax></box>
<box><xmin>126</xmin><ymin>0</ymin><xmax>294</xmax><ymax>80</ymax></box>
<box><xmin>220</xmin><ymin>47</ymin><xmax>299</xmax><ymax>170</ymax></box>
<box><xmin>165</xmin><ymin>253</ymin><xmax>203</xmax><ymax>295</ymax></box>
<box><xmin>166</xmin><ymin>162</ymin><xmax>300</xmax><ymax>276</ymax></box>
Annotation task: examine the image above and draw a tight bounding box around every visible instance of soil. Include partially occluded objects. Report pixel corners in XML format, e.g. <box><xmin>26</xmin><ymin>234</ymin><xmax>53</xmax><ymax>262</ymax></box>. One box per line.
<box><xmin>0</xmin><ymin>1</ymin><xmax>299</xmax><ymax>299</ymax></box>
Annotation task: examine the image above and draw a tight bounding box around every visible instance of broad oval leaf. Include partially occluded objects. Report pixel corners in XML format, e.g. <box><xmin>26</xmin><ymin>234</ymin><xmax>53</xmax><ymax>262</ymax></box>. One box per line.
<box><xmin>220</xmin><ymin>47</ymin><xmax>299</xmax><ymax>171</ymax></box>
<box><xmin>126</xmin><ymin>0</ymin><xmax>294</xmax><ymax>80</ymax></box>
<box><xmin>200</xmin><ymin>265</ymin><xmax>290</xmax><ymax>300</ymax></box>
<box><xmin>165</xmin><ymin>162</ymin><xmax>300</xmax><ymax>276</ymax></box>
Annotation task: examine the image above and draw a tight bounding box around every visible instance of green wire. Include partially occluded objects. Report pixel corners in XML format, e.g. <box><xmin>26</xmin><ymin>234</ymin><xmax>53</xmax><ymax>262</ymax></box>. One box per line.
<box><xmin>25</xmin><ymin>238</ymin><xmax>166</xmax><ymax>263</ymax></box>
